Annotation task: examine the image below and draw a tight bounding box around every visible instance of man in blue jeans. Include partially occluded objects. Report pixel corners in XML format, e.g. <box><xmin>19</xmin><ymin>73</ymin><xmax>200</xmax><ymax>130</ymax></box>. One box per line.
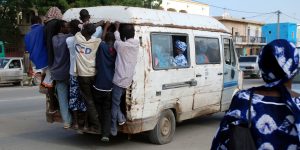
<box><xmin>111</xmin><ymin>22</ymin><xmax>139</xmax><ymax>136</ymax></box>
<box><xmin>51</xmin><ymin>20</ymin><xmax>72</xmax><ymax>128</ymax></box>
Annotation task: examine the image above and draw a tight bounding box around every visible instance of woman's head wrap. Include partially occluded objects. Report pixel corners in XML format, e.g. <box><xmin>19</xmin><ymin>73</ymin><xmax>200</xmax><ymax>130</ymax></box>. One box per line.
<box><xmin>259</xmin><ymin>39</ymin><xmax>299</xmax><ymax>87</ymax></box>
<box><xmin>255</xmin><ymin>39</ymin><xmax>300</xmax><ymax>141</ymax></box>
<box><xmin>45</xmin><ymin>7</ymin><xmax>62</xmax><ymax>22</ymax></box>
<box><xmin>175</xmin><ymin>40</ymin><xmax>187</xmax><ymax>52</ymax></box>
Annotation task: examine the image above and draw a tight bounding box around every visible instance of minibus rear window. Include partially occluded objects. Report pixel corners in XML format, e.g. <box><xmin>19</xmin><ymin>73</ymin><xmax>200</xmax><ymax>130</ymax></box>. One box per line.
<box><xmin>151</xmin><ymin>33</ymin><xmax>190</xmax><ymax>70</ymax></box>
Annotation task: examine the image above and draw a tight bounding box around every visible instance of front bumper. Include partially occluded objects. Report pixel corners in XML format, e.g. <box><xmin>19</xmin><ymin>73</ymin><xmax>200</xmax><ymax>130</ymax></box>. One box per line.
<box><xmin>242</xmin><ymin>69</ymin><xmax>259</xmax><ymax>76</ymax></box>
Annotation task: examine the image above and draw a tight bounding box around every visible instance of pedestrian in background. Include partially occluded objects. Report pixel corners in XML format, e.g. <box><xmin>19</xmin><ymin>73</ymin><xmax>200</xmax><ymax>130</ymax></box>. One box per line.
<box><xmin>211</xmin><ymin>39</ymin><xmax>300</xmax><ymax>150</ymax></box>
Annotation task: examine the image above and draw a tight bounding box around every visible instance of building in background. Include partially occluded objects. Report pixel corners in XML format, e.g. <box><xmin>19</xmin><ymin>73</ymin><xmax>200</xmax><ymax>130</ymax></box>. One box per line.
<box><xmin>262</xmin><ymin>23</ymin><xmax>297</xmax><ymax>45</ymax></box>
<box><xmin>296</xmin><ymin>24</ymin><xmax>300</xmax><ymax>47</ymax></box>
<box><xmin>161</xmin><ymin>0</ymin><xmax>209</xmax><ymax>16</ymax></box>
<box><xmin>215</xmin><ymin>15</ymin><xmax>266</xmax><ymax>56</ymax></box>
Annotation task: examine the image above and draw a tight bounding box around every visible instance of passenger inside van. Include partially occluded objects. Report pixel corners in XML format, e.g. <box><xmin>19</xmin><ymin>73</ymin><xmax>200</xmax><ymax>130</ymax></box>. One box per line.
<box><xmin>153</xmin><ymin>44</ymin><xmax>170</xmax><ymax>68</ymax></box>
<box><xmin>207</xmin><ymin>42</ymin><xmax>221</xmax><ymax>63</ymax></box>
<box><xmin>195</xmin><ymin>41</ymin><xmax>209</xmax><ymax>64</ymax></box>
<box><xmin>171</xmin><ymin>40</ymin><xmax>188</xmax><ymax>67</ymax></box>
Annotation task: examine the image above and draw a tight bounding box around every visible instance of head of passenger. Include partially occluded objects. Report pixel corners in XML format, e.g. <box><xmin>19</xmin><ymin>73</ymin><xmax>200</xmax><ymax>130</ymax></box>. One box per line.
<box><xmin>175</xmin><ymin>40</ymin><xmax>187</xmax><ymax>55</ymax></box>
<box><xmin>81</xmin><ymin>23</ymin><xmax>96</xmax><ymax>40</ymax></box>
<box><xmin>259</xmin><ymin>39</ymin><xmax>299</xmax><ymax>85</ymax></box>
<box><xmin>45</xmin><ymin>7</ymin><xmax>62</xmax><ymax>22</ymax></box>
<box><xmin>31</xmin><ymin>16</ymin><xmax>42</xmax><ymax>25</ymax></box>
<box><xmin>69</xmin><ymin>19</ymin><xmax>81</xmax><ymax>35</ymax></box>
<box><xmin>120</xmin><ymin>24</ymin><xmax>135</xmax><ymax>41</ymax></box>
<box><xmin>104</xmin><ymin>32</ymin><xmax>115</xmax><ymax>48</ymax></box>
<box><xmin>198</xmin><ymin>41</ymin><xmax>208</xmax><ymax>54</ymax></box>
<box><xmin>79</xmin><ymin>9</ymin><xmax>90</xmax><ymax>23</ymax></box>
<box><xmin>207</xmin><ymin>42</ymin><xmax>220</xmax><ymax>63</ymax></box>
<box><xmin>58</xmin><ymin>20</ymin><xmax>69</xmax><ymax>34</ymax></box>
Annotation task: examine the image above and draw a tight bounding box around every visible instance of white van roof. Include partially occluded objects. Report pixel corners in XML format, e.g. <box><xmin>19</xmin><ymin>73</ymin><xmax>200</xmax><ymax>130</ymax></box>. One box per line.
<box><xmin>63</xmin><ymin>6</ymin><xmax>229</xmax><ymax>33</ymax></box>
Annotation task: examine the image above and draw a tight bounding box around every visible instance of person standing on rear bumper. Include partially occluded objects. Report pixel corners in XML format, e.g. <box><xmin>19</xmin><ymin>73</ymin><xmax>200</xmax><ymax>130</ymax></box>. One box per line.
<box><xmin>111</xmin><ymin>22</ymin><xmax>139</xmax><ymax>136</ymax></box>
<box><xmin>74</xmin><ymin>23</ymin><xmax>101</xmax><ymax>132</ymax></box>
<box><xmin>93</xmin><ymin>21</ymin><xmax>116</xmax><ymax>142</ymax></box>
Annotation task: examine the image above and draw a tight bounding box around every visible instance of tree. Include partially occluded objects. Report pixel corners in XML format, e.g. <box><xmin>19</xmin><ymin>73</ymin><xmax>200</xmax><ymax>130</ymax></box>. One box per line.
<box><xmin>0</xmin><ymin>0</ymin><xmax>162</xmax><ymax>43</ymax></box>
<box><xmin>0</xmin><ymin>0</ymin><xmax>32</xmax><ymax>43</ymax></box>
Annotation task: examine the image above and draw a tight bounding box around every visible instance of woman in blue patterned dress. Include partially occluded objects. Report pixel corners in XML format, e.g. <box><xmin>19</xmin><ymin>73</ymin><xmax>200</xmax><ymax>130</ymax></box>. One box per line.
<box><xmin>66</xmin><ymin>20</ymin><xmax>87</xmax><ymax>129</ymax></box>
<box><xmin>211</xmin><ymin>39</ymin><xmax>300</xmax><ymax>150</ymax></box>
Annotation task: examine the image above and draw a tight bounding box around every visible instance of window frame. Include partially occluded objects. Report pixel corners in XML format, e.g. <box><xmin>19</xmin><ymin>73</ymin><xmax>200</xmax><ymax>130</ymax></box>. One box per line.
<box><xmin>194</xmin><ymin>36</ymin><xmax>221</xmax><ymax>65</ymax></box>
<box><xmin>150</xmin><ymin>32</ymin><xmax>191</xmax><ymax>70</ymax></box>
<box><xmin>9</xmin><ymin>59</ymin><xmax>21</xmax><ymax>69</ymax></box>
<box><xmin>223</xmin><ymin>38</ymin><xmax>237</xmax><ymax>67</ymax></box>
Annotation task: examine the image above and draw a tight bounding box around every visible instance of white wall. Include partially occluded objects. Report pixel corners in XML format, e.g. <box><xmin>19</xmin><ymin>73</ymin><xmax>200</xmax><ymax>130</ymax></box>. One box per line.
<box><xmin>161</xmin><ymin>0</ymin><xmax>209</xmax><ymax>16</ymax></box>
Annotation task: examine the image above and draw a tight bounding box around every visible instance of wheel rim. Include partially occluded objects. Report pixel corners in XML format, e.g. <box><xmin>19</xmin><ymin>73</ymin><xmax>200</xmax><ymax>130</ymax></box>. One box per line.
<box><xmin>160</xmin><ymin>117</ymin><xmax>171</xmax><ymax>136</ymax></box>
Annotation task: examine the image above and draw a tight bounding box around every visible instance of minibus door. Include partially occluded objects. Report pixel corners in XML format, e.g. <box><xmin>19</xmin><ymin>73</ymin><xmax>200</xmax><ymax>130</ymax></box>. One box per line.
<box><xmin>221</xmin><ymin>37</ymin><xmax>238</xmax><ymax>111</ymax></box>
<box><xmin>193</xmin><ymin>37</ymin><xmax>223</xmax><ymax>110</ymax></box>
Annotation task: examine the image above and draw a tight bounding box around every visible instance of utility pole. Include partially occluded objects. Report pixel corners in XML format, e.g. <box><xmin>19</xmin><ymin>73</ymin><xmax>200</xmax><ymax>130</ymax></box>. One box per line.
<box><xmin>276</xmin><ymin>10</ymin><xmax>281</xmax><ymax>39</ymax></box>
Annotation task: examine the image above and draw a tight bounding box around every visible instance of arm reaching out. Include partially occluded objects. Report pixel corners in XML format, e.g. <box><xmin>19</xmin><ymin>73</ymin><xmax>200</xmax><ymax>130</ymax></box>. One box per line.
<box><xmin>101</xmin><ymin>21</ymin><xmax>111</xmax><ymax>40</ymax></box>
<box><xmin>114</xmin><ymin>21</ymin><xmax>121</xmax><ymax>50</ymax></box>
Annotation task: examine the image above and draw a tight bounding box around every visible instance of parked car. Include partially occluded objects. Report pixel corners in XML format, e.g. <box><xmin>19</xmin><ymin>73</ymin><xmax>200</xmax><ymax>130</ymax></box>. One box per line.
<box><xmin>239</xmin><ymin>55</ymin><xmax>260</xmax><ymax>78</ymax></box>
<box><xmin>0</xmin><ymin>57</ymin><xmax>24</xmax><ymax>86</ymax></box>
<box><xmin>294</xmin><ymin>47</ymin><xmax>300</xmax><ymax>83</ymax></box>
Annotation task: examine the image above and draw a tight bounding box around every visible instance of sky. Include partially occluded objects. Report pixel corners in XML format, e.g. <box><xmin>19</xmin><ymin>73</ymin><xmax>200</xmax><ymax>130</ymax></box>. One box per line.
<box><xmin>194</xmin><ymin>0</ymin><xmax>300</xmax><ymax>24</ymax></box>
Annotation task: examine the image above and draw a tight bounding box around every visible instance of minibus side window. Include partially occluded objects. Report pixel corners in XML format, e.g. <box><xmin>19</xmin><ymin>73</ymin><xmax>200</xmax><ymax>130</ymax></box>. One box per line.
<box><xmin>224</xmin><ymin>38</ymin><xmax>236</xmax><ymax>66</ymax></box>
<box><xmin>151</xmin><ymin>33</ymin><xmax>190</xmax><ymax>70</ymax></box>
<box><xmin>195</xmin><ymin>37</ymin><xmax>220</xmax><ymax>64</ymax></box>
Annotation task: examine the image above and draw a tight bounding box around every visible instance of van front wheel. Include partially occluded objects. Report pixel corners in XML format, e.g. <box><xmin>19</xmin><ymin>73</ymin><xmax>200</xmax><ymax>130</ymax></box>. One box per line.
<box><xmin>148</xmin><ymin>109</ymin><xmax>176</xmax><ymax>145</ymax></box>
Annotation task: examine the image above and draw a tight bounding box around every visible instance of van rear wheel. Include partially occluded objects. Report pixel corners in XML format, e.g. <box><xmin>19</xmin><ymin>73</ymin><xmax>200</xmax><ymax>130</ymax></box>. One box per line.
<box><xmin>148</xmin><ymin>109</ymin><xmax>175</xmax><ymax>145</ymax></box>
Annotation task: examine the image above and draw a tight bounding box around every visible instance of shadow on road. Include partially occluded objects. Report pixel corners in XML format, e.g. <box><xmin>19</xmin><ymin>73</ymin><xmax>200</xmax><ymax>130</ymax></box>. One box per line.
<box><xmin>8</xmin><ymin>113</ymin><xmax>224</xmax><ymax>148</ymax></box>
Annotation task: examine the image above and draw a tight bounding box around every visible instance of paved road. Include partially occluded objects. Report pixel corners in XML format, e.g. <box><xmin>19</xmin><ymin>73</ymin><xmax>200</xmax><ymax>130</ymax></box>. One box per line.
<box><xmin>0</xmin><ymin>79</ymin><xmax>280</xmax><ymax>150</ymax></box>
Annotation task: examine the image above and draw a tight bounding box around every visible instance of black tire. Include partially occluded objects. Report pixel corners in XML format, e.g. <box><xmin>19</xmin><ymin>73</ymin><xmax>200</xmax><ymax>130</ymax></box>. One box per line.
<box><xmin>256</xmin><ymin>71</ymin><xmax>262</xmax><ymax>79</ymax></box>
<box><xmin>148</xmin><ymin>109</ymin><xmax>176</xmax><ymax>145</ymax></box>
<box><xmin>13</xmin><ymin>81</ymin><xmax>22</xmax><ymax>86</ymax></box>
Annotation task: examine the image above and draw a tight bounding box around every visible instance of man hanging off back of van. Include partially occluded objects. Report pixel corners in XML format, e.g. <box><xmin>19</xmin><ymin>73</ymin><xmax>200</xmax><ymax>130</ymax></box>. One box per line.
<box><xmin>111</xmin><ymin>22</ymin><xmax>139</xmax><ymax>136</ymax></box>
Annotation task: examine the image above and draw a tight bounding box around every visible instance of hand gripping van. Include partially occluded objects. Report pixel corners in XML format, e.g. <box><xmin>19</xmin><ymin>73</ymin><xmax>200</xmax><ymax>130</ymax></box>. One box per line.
<box><xmin>47</xmin><ymin>6</ymin><xmax>243</xmax><ymax>144</ymax></box>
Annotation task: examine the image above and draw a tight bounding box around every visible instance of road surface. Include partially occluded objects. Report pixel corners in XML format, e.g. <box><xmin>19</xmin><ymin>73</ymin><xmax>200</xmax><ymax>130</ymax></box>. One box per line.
<box><xmin>0</xmin><ymin>79</ymin><xmax>291</xmax><ymax>150</ymax></box>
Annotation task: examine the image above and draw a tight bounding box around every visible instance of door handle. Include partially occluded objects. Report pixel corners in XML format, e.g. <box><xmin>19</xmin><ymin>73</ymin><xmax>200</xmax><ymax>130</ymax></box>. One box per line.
<box><xmin>224</xmin><ymin>72</ymin><xmax>228</xmax><ymax>75</ymax></box>
<box><xmin>188</xmin><ymin>79</ymin><xmax>197</xmax><ymax>86</ymax></box>
<box><xmin>196</xmin><ymin>74</ymin><xmax>202</xmax><ymax>77</ymax></box>
<box><xmin>162</xmin><ymin>79</ymin><xmax>197</xmax><ymax>90</ymax></box>
<box><xmin>218</xmin><ymin>73</ymin><xmax>223</xmax><ymax>75</ymax></box>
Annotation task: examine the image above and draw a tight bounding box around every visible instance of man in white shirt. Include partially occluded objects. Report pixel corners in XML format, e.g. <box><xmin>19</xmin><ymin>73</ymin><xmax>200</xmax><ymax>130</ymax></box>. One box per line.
<box><xmin>111</xmin><ymin>22</ymin><xmax>139</xmax><ymax>136</ymax></box>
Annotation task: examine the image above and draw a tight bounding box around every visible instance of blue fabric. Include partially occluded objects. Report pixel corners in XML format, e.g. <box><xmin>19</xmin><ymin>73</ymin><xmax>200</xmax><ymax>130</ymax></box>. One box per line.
<box><xmin>259</xmin><ymin>39</ymin><xmax>299</xmax><ymax>87</ymax></box>
<box><xmin>175</xmin><ymin>40</ymin><xmax>187</xmax><ymax>52</ymax></box>
<box><xmin>24</xmin><ymin>24</ymin><xmax>48</xmax><ymax>69</ymax></box>
<box><xmin>212</xmin><ymin>39</ymin><xmax>300</xmax><ymax>150</ymax></box>
<box><xmin>56</xmin><ymin>80</ymin><xmax>72</xmax><ymax>125</ymax></box>
<box><xmin>94</xmin><ymin>42</ymin><xmax>116</xmax><ymax>91</ymax></box>
<box><xmin>69</xmin><ymin>75</ymin><xmax>86</xmax><ymax>112</ymax></box>
<box><xmin>211</xmin><ymin>90</ymin><xmax>300</xmax><ymax>150</ymax></box>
